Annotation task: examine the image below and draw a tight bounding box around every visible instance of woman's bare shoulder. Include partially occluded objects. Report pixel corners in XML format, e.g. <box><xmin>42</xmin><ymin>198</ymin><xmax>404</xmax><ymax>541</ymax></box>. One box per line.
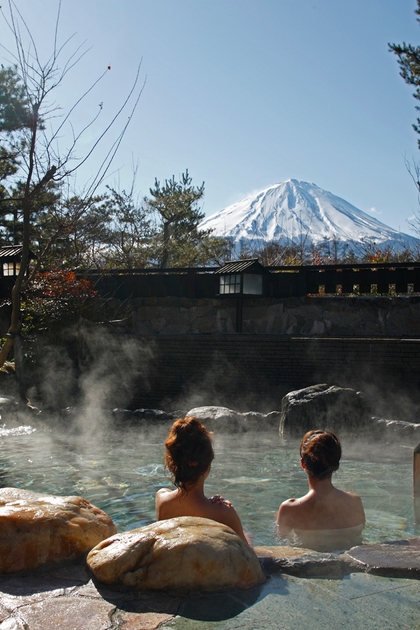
<box><xmin>278</xmin><ymin>497</ymin><xmax>305</xmax><ymax>513</ymax></box>
<box><xmin>338</xmin><ymin>490</ymin><xmax>365</xmax><ymax>510</ymax></box>
<box><xmin>208</xmin><ymin>496</ymin><xmax>237</xmax><ymax>519</ymax></box>
<box><xmin>280</xmin><ymin>497</ymin><xmax>299</xmax><ymax>506</ymax></box>
<box><xmin>346</xmin><ymin>492</ymin><xmax>366</xmax><ymax>521</ymax></box>
<box><xmin>156</xmin><ymin>487</ymin><xmax>174</xmax><ymax>505</ymax></box>
<box><xmin>346</xmin><ymin>491</ymin><xmax>363</xmax><ymax>501</ymax></box>
<box><xmin>156</xmin><ymin>487</ymin><xmax>173</xmax><ymax>497</ymax></box>
<box><xmin>207</xmin><ymin>495</ymin><xmax>239</xmax><ymax>523</ymax></box>
<box><xmin>155</xmin><ymin>487</ymin><xmax>177</xmax><ymax>518</ymax></box>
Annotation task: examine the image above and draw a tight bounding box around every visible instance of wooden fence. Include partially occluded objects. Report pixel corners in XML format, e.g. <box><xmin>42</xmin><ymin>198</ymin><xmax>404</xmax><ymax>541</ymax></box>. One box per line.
<box><xmin>82</xmin><ymin>262</ymin><xmax>420</xmax><ymax>300</ymax></box>
<box><xmin>0</xmin><ymin>263</ymin><xmax>418</xmax><ymax>300</ymax></box>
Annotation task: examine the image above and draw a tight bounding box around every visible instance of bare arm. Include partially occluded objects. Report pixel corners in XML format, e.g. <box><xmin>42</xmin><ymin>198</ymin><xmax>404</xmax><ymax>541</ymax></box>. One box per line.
<box><xmin>351</xmin><ymin>494</ymin><xmax>366</xmax><ymax>525</ymax></box>
<box><xmin>155</xmin><ymin>487</ymin><xmax>172</xmax><ymax>520</ymax></box>
<box><xmin>216</xmin><ymin>503</ymin><xmax>249</xmax><ymax>544</ymax></box>
<box><xmin>276</xmin><ymin>500</ymin><xmax>296</xmax><ymax>537</ymax></box>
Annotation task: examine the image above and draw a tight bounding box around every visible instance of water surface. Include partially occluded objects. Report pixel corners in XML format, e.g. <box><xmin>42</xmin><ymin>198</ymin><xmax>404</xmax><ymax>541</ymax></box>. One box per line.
<box><xmin>0</xmin><ymin>420</ymin><xmax>417</xmax><ymax>546</ymax></box>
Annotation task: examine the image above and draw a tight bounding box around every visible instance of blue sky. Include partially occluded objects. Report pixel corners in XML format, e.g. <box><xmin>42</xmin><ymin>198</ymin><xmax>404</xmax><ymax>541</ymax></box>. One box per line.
<box><xmin>1</xmin><ymin>0</ymin><xmax>420</xmax><ymax>233</ymax></box>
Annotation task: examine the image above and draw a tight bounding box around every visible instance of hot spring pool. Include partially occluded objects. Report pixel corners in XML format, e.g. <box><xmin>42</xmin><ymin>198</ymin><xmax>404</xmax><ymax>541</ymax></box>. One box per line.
<box><xmin>0</xmin><ymin>418</ymin><xmax>418</xmax><ymax>546</ymax></box>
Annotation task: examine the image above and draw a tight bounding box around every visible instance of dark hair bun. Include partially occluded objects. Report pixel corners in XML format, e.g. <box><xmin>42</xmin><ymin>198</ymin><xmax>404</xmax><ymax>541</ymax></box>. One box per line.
<box><xmin>300</xmin><ymin>430</ymin><xmax>341</xmax><ymax>480</ymax></box>
<box><xmin>165</xmin><ymin>417</ymin><xmax>214</xmax><ymax>491</ymax></box>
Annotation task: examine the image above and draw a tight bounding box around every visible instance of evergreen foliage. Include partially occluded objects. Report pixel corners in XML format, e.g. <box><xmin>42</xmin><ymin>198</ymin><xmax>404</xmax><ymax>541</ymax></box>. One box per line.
<box><xmin>101</xmin><ymin>185</ymin><xmax>156</xmax><ymax>268</ymax></box>
<box><xmin>389</xmin><ymin>0</ymin><xmax>420</xmax><ymax>147</ymax></box>
<box><xmin>0</xmin><ymin>66</ymin><xmax>32</xmax><ymax>132</ymax></box>
<box><xmin>144</xmin><ymin>169</ymin><xmax>229</xmax><ymax>267</ymax></box>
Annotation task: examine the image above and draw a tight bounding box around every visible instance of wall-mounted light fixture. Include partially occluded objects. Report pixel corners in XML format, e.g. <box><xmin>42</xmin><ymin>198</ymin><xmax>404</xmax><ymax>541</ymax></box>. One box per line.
<box><xmin>214</xmin><ymin>259</ymin><xmax>266</xmax><ymax>331</ymax></box>
<box><xmin>0</xmin><ymin>245</ymin><xmax>36</xmax><ymax>278</ymax></box>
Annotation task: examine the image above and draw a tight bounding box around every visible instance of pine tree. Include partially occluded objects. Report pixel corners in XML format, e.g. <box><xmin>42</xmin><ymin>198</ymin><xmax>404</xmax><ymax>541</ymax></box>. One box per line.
<box><xmin>0</xmin><ymin>66</ymin><xmax>32</xmax><ymax>241</ymax></box>
<box><xmin>389</xmin><ymin>0</ymin><xmax>420</xmax><ymax>147</ymax></box>
<box><xmin>144</xmin><ymin>169</ymin><xmax>228</xmax><ymax>267</ymax></box>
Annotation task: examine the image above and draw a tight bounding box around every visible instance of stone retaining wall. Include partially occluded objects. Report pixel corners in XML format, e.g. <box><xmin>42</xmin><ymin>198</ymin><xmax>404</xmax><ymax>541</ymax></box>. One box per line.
<box><xmin>7</xmin><ymin>296</ymin><xmax>420</xmax><ymax>416</ymax></box>
<box><xmin>129</xmin><ymin>295</ymin><xmax>420</xmax><ymax>337</ymax></box>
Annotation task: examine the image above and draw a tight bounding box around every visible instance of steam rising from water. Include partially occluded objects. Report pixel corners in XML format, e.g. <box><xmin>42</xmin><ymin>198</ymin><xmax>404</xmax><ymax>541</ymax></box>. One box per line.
<box><xmin>29</xmin><ymin>325</ymin><xmax>155</xmax><ymax>432</ymax></box>
<box><xmin>0</xmin><ymin>422</ymin><xmax>416</xmax><ymax>545</ymax></box>
<box><xmin>166</xmin><ymin>350</ymin><xmax>287</xmax><ymax>414</ymax></box>
<box><xmin>0</xmin><ymin>320</ymin><xmax>418</xmax><ymax>546</ymax></box>
<box><xmin>1</xmin><ymin>358</ymin><xmax>419</xmax><ymax>547</ymax></box>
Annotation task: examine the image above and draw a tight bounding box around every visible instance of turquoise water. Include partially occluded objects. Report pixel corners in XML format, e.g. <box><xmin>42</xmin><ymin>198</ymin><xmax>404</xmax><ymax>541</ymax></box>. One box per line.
<box><xmin>0</xmin><ymin>420</ymin><xmax>417</xmax><ymax>546</ymax></box>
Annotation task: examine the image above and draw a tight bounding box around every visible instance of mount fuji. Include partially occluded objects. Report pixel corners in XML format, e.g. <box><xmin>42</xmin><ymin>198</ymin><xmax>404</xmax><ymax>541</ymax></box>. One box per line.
<box><xmin>200</xmin><ymin>179</ymin><xmax>419</xmax><ymax>255</ymax></box>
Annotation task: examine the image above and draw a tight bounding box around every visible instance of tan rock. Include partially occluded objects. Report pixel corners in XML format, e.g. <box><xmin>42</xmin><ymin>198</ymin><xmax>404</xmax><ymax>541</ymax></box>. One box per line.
<box><xmin>87</xmin><ymin>516</ymin><xmax>266</xmax><ymax>592</ymax></box>
<box><xmin>0</xmin><ymin>487</ymin><xmax>117</xmax><ymax>573</ymax></box>
<box><xmin>254</xmin><ymin>545</ymin><xmax>312</xmax><ymax>559</ymax></box>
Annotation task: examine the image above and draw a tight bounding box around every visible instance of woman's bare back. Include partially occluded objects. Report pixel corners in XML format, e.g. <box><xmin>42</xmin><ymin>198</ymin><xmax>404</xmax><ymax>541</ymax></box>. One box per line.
<box><xmin>156</xmin><ymin>487</ymin><xmax>248</xmax><ymax>543</ymax></box>
<box><xmin>278</xmin><ymin>487</ymin><xmax>365</xmax><ymax>533</ymax></box>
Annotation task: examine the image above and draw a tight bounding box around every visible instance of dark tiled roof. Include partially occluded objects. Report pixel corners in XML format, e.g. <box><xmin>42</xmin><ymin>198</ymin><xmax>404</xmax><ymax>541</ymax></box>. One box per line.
<box><xmin>0</xmin><ymin>245</ymin><xmax>36</xmax><ymax>259</ymax></box>
<box><xmin>0</xmin><ymin>245</ymin><xmax>23</xmax><ymax>258</ymax></box>
<box><xmin>214</xmin><ymin>259</ymin><xmax>264</xmax><ymax>274</ymax></box>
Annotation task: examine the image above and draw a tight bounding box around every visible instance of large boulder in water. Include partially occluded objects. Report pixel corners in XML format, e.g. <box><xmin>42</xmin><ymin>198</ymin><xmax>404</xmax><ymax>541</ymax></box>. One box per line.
<box><xmin>87</xmin><ymin>516</ymin><xmax>266</xmax><ymax>593</ymax></box>
<box><xmin>186</xmin><ymin>406</ymin><xmax>245</xmax><ymax>431</ymax></box>
<box><xmin>186</xmin><ymin>406</ymin><xmax>279</xmax><ymax>432</ymax></box>
<box><xmin>279</xmin><ymin>384</ymin><xmax>371</xmax><ymax>437</ymax></box>
<box><xmin>0</xmin><ymin>487</ymin><xmax>117</xmax><ymax>573</ymax></box>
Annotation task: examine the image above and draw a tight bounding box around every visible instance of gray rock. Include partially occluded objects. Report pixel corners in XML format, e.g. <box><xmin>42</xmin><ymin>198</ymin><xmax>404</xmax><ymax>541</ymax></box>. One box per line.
<box><xmin>262</xmin><ymin>411</ymin><xmax>282</xmax><ymax>430</ymax></box>
<box><xmin>186</xmin><ymin>406</ymin><xmax>246</xmax><ymax>433</ymax></box>
<box><xmin>346</xmin><ymin>538</ymin><xmax>420</xmax><ymax>579</ymax></box>
<box><xmin>111</xmin><ymin>408</ymin><xmax>135</xmax><ymax>422</ymax></box>
<box><xmin>0</xmin><ymin>395</ymin><xmax>19</xmax><ymax>423</ymax></box>
<box><xmin>369</xmin><ymin>417</ymin><xmax>420</xmax><ymax>442</ymax></box>
<box><xmin>0</xmin><ymin>395</ymin><xmax>18</xmax><ymax>409</ymax></box>
<box><xmin>242</xmin><ymin>411</ymin><xmax>265</xmax><ymax>430</ymax></box>
<box><xmin>242</xmin><ymin>411</ymin><xmax>281</xmax><ymax>431</ymax></box>
<box><xmin>187</xmin><ymin>405</ymin><xmax>243</xmax><ymax>422</ymax></box>
<box><xmin>256</xmin><ymin>538</ymin><xmax>420</xmax><ymax>579</ymax></box>
<box><xmin>384</xmin><ymin>419</ymin><xmax>420</xmax><ymax>439</ymax></box>
<box><xmin>186</xmin><ymin>406</ymin><xmax>279</xmax><ymax>433</ymax></box>
<box><xmin>279</xmin><ymin>384</ymin><xmax>372</xmax><ymax>437</ymax></box>
<box><xmin>254</xmin><ymin>545</ymin><xmax>362</xmax><ymax>578</ymax></box>
<box><xmin>133</xmin><ymin>409</ymin><xmax>173</xmax><ymax>423</ymax></box>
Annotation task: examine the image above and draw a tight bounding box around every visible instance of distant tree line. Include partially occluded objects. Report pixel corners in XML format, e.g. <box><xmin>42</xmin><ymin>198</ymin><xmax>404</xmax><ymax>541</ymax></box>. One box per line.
<box><xmin>235</xmin><ymin>234</ymin><xmax>420</xmax><ymax>267</ymax></box>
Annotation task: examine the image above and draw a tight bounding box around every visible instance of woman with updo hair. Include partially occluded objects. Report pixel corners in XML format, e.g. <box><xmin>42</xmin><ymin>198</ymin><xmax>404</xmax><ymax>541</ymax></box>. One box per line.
<box><xmin>155</xmin><ymin>417</ymin><xmax>248</xmax><ymax>543</ymax></box>
<box><xmin>276</xmin><ymin>430</ymin><xmax>365</xmax><ymax>551</ymax></box>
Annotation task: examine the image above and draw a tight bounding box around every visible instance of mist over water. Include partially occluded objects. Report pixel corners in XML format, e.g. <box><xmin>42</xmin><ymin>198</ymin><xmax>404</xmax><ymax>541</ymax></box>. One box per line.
<box><xmin>0</xmin><ymin>415</ymin><xmax>417</xmax><ymax>546</ymax></box>
<box><xmin>0</xmin><ymin>323</ymin><xmax>418</xmax><ymax>546</ymax></box>
<box><xmin>164</xmin><ymin>351</ymin><xmax>289</xmax><ymax>414</ymax></box>
<box><xmin>19</xmin><ymin>319</ymin><xmax>420</xmax><ymax>425</ymax></box>
<box><xmin>27</xmin><ymin>325</ymin><xmax>156</xmax><ymax>421</ymax></box>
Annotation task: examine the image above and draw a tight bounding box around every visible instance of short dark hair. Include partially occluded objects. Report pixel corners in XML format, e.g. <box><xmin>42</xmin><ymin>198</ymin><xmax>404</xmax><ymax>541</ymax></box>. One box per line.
<box><xmin>165</xmin><ymin>416</ymin><xmax>214</xmax><ymax>492</ymax></box>
<box><xmin>299</xmin><ymin>430</ymin><xmax>341</xmax><ymax>480</ymax></box>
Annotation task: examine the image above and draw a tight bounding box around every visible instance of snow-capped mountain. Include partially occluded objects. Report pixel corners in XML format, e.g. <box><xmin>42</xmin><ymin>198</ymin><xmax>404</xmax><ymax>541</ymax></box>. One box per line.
<box><xmin>200</xmin><ymin>179</ymin><xmax>419</xmax><ymax>254</ymax></box>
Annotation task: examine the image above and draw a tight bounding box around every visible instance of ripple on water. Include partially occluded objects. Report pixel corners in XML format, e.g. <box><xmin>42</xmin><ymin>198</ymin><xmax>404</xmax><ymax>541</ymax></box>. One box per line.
<box><xmin>0</xmin><ymin>423</ymin><xmax>418</xmax><ymax>545</ymax></box>
<box><xmin>0</xmin><ymin>425</ymin><xmax>36</xmax><ymax>437</ymax></box>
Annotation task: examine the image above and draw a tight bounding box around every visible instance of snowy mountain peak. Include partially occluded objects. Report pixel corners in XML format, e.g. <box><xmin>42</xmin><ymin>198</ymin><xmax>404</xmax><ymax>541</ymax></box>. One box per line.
<box><xmin>200</xmin><ymin>180</ymin><xmax>419</xmax><ymax>253</ymax></box>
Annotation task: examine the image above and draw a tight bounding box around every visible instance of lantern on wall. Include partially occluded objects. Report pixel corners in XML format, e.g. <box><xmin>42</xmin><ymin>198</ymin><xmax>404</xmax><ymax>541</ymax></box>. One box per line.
<box><xmin>0</xmin><ymin>245</ymin><xmax>36</xmax><ymax>278</ymax></box>
<box><xmin>214</xmin><ymin>259</ymin><xmax>266</xmax><ymax>331</ymax></box>
<box><xmin>215</xmin><ymin>259</ymin><xmax>264</xmax><ymax>296</ymax></box>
